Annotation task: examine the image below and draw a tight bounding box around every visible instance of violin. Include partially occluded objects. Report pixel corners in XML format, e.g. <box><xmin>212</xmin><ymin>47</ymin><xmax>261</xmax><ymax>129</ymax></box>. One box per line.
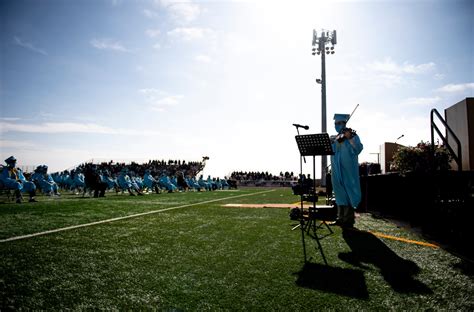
<box><xmin>335</xmin><ymin>127</ymin><xmax>357</xmax><ymax>143</ymax></box>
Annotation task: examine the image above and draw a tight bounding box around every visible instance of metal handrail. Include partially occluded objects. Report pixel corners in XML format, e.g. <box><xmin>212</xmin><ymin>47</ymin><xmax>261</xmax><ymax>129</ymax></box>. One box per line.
<box><xmin>430</xmin><ymin>108</ymin><xmax>462</xmax><ymax>171</ymax></box>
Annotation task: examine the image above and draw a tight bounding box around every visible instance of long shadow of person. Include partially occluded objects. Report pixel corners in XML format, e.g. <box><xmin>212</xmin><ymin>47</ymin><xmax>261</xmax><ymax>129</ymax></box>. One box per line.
<box><xmin>294</xmin><ymin>262</ymin><xmax>369</xmax><ymax>299</ymax></box>
<box><xmin>339</xmin><ymin>229</ymin><xmax>432</xmax><ymax>294</ymax></box>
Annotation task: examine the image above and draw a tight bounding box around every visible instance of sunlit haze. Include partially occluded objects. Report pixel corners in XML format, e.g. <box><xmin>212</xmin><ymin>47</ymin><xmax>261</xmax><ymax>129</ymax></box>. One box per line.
<box><xmin>1</xmin><ymin>0</ymin><xmax>473</xmax><ymax>178</ymax></box>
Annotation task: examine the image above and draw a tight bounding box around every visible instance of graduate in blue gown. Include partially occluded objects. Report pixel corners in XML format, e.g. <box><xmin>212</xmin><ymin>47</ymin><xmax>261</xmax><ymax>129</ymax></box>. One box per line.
<box><xmin>118</xmin><ymin>169</ymin><xmax>143</xmax><ymax>196</ymax></box>
<box><xmin>159</xmin><ymin>173</ymin><xmax>177</xmax><ymax>192</ymax></box>
<box><xmin>330</xmin><ymin>113</ymin><xmax>363</xmax><ymax>227</ymax></box>
<box><xmin>31</xmin><ymin>165</ymin><xmax>60</xmax><ymax>196</ymax></box>
<box><xmin>0</xmin><ymin>156</ymin><xmax>37</xmax><ymax>203</ymax></box>
<box><xmin>144</xmin><ymin>170</ymin><xmax>161</xmax><ymax>194</ymax></box>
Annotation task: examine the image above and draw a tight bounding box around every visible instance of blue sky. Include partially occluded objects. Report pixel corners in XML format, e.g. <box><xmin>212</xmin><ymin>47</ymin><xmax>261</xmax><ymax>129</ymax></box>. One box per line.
<box><xmin>1</xmin><ymin>0</ymin><xmax>473</xmax><ymax>177</ymax></box>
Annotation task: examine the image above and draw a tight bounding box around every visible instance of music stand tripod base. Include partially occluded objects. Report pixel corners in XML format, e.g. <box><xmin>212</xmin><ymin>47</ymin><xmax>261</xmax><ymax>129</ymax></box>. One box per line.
<box><xmin>295</xmin><ymin>133</ymin><xmax>334</xmax><ymax>265</ymax></box>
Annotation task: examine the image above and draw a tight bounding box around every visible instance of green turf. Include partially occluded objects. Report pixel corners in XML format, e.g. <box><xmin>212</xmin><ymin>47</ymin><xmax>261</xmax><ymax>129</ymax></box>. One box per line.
<box><xmin>0</xmin><ymin>188</ymin><xmax>473</xmax><ymax>310</ymax></box>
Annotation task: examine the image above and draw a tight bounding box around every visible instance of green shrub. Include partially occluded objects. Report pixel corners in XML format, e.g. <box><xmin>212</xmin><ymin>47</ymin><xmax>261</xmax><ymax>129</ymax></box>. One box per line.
<box><xmin>390</xmin><ymin>141</ymin><xmax>453</xmax><ymax>174</ymax></box>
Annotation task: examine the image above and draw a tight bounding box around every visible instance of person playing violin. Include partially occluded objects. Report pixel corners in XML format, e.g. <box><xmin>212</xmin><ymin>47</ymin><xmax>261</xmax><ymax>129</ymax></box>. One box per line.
<box><xmin>330</xmin><ymin>113</ymin><xmax>363</xmax><ymax>228</ymax></box>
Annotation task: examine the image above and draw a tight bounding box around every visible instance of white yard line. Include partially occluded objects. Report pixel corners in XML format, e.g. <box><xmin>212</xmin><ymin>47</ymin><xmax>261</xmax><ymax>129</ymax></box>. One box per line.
<box><xmin>0</xmin><ymin>189</ymin><xmax>275</xmax><ymax>243</ymax></box>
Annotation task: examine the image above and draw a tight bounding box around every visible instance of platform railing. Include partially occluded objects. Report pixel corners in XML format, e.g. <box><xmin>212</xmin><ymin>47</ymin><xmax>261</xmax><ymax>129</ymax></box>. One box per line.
<box><xmin>430</xmin><ymin>108</ymin><xmax>462</xmax><ymax>171</ymax></box>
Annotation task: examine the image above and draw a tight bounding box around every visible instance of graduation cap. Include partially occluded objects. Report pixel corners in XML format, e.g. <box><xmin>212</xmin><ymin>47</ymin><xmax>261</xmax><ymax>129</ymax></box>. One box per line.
<box><xmin>333</xmin><ymin>114</ymin><xmax>350</xmax><ymax>123</ymax></box>
<box><xmin>5</xmin><ymin>156</ymin><xmax>17</xmax><ymax>164</ymax></box>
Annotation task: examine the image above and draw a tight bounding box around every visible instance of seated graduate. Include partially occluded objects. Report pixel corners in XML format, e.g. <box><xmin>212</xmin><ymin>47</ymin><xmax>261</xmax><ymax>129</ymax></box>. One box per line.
<box><xmin>186</xmin><ymin>176</ymin><xmax>202</xmax><ymax>191</ymax></box>
<box><xmin>207</xmin><ymin>175</ymin><xmax>217</xmax><ymax>190</ymax></box>
<box><xmin>143</xmin><ymin>170</ymin><xmax>161</xmax><ymax>194</ymax></box>
<box><xmin>0</xmin><ymin>156</ymin><xmax>37</xmax><ymax>203</ymax></box>
<box><xmin>159</xmin><ymin>173</ymin><xmax>178</xmax><ymax>193</ymax></box>
<box><xmin>31</xmin><ymin>165</ymin><xmax>60</xmax><ymax>196</ymax></box>
<box><xmin>69</xmin><ymin>169</ymin><xmax>86</xmax><ymax>194</ymax></box>
<box><xmin>118</xmin><ymin>168</ymin><xmax>143</xmax><ymax>196</ymax></box>
<box><xmin>220</xmin><ymin>177</ymin><xmax>230</xmax><ymax>190</ymax></box>
<box><xmin>100</xmin><ymin>170</ymin><xmax>118</xmax><ymax>191</ymax></box>
<box><xmin>198</xmin><ymin>175</ymin><xmax>211</xmax><ymax>191</ymax></box>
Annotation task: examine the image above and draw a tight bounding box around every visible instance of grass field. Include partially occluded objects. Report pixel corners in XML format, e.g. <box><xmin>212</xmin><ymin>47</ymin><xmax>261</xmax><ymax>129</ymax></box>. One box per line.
<box><xmin>1</xmin><ymin>188</ymin><xmax>473</xmax><ymax>310</ymax></box>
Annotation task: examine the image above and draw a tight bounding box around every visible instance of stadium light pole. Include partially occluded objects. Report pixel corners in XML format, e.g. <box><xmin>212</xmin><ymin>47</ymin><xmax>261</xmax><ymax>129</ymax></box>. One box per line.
<box><xmin>312</xmin><ymin>29</ymin><xmax>337</xmax><ymax>186</ymax></box>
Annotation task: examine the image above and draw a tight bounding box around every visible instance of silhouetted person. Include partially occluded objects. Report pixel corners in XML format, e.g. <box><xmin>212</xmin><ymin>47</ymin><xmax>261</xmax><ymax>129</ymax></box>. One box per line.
<box><xmin>331</xmin><ymin>113</ymin><xmax>363</xmax><ymax>227</ymax></box>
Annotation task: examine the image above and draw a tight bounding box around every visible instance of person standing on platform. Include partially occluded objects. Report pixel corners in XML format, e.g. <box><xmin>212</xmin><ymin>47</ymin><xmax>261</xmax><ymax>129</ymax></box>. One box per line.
<box><xmin>330</xmin><ymin>113</ymin><xmax>363</xmax><ymax>228</ymax></box>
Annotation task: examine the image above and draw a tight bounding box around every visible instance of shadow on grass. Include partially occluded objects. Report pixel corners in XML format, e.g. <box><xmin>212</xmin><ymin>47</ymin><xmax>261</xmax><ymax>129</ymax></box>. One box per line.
<box><xmin>452</xmin><ymin>259</ymin><xmax>474</xmax><ymax>276</ymax></box>
<box><xmin>339</xmin><ymin>229</ymin><xmax>432</xmax><ymax>294</ymax></box>
<box><xmin>294</xmin><ymin>262</ymin><xmax>369</xmax><ymax>299</ymax></box>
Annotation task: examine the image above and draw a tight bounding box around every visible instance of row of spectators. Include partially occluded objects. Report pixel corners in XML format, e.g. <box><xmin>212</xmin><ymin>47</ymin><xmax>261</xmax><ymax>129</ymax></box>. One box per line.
<box><xmin>231</xmin><ymin>163</ymin><xmax>382</xmax><ymax>185</ymax></box>
<box><xmin>51</xmin><ymin>166</ymin><xmax>232</xmax><ymax>197</ymax></box>
<box><xmin>52</xmin><ymin>159</ymin><xmax>231</xmax><ymax>196</ymax></box>
<box><xmin>230</xmin><ymin>171</ymin><xmax>296</xmax><ymax>182</ymax></box>
<box><xmin>74</xmin><ymin>159</ymin><xmax>205</xmax><ymax>179</ymax></box>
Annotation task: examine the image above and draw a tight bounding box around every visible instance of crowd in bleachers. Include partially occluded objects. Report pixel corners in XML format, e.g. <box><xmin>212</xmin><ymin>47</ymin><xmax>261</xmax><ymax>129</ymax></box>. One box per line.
<box><xmin>75</xmin><ymin>159</ymin><xmax>205</xmax><ymax>179</ymax></box>
<box><xmin>229</xmin><ymin>171</ymin><xmax>297</xmax><ymax>187</ymax></box>
<box><xmin>230</xmin><ymin>171</ymin><xmax>296</xmax><ymax>182</ymax></box>
<box><xmin>52</xmin><ymin>159</ymin><xmax>232</xmax><ymax>196</ymax></box>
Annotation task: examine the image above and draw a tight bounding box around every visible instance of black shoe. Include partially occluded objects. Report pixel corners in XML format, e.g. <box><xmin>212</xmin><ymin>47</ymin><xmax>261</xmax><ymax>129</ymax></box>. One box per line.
<box><xmin>29</xmin><ymin>198</ymin><xmax>38</xmax><ymax>203</ymax></box>
<box><xmin>16</xmin><ymin>198</ymin><xmax>22</xmax><ymax>204</ymax></box>
<box><xmin>342</xmin><ymin>223</ymin><xmax>356</xmax><ymax>230</ymax></box>
<box><xmin>329</xmin><ymin>220</ymin><xmax>343</xmax><ymax>226</ymax></box>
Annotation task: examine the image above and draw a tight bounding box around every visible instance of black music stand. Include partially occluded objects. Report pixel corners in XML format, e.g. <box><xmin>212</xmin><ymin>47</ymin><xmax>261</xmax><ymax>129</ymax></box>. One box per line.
<box><xmin>295</xmin><ymin>133</ymin><xmax>334</xmax><ymax>264</ymax></box>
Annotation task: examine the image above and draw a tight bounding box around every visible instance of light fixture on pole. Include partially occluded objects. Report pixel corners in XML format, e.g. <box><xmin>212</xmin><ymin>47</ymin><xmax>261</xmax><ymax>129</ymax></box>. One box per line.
<box><xmin>395</xmin><ymin>134</ymin><xmax>404</xmax><ymax>144</ymax></box>
<box><xmin>312</xmin><ymin>29</ymin><xmax>337</xmax><ymax>186</ymax></box>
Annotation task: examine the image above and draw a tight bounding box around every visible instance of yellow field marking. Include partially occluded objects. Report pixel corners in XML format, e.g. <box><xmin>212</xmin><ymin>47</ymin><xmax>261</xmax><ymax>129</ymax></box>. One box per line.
<box><xmin>369</xmin><ymin>231</ymin><xmax>439</xmax><ymax>249</ymax></box>
<box><xmin>0</xmin><ymin>189</ymin><xmax>276</xmax><ymax>243</ymax></box>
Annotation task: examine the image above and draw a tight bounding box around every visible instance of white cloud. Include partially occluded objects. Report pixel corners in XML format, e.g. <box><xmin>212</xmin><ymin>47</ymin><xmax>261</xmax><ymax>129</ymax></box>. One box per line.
<box><xmin>0</xmin><ymin>117</ymin><xmax>21</xmax><ymax>121</ymax></box>
<box><xmin>139</xmin><ymin>88</ymin><xmax>183</xmax><ymax>111</ymax></box>
<box><xmin>0</xmin><ymin>121</ymin><xmax>160</xmax><ymax>136</ymax></box>
<box><xmin>402</xmin><ymin>62</ymin><xmax>436</xmax><ymax>74</ymax></box>
<box><xmin>1</xmin><ymin>121</ymin><xmax>114</xmax><ymax>134</ymax></box>
<box><xmin>143</xmin><ymin>9</ymin><xmax>158</xmax><ymax>18</ymax></box>
<box><xmin>13</xmin><ymin>36</ymin><xmax>47</xmax><ymax>55</ymax></box>
<box><xmin>354</xmin><ymin>57</ymin><xmax>439</xmax><ymax>87</ymax></box>
<box><xmin>146</xmin><ymin>28</ymin><xmax>161</xmax><ymax>38</ymax></box>
<box><xmin>156</xmin><ymin>0</ymin><xmax>200</xmax><ymax>24</ymax></box>
<box><xmin>155</xmin><ymin>95</ymin><xmax>183</xmax><ymax>106</ymax></box>
<box><xmin>90</xmin><ymin>38</ymin><xmax>129</xmax><ymax>52</ymax></box>
<box><xmin>400</xmin><ymin>96</ymin><xmax>441</xmax><ymax>107</ymax></box>
<box><xmin>369</xmin><ymin>57</ymin><xmax>436</xmax><ymax>75</ymax></box>
<box><xmin>139</xmin><ymin>88</ymin><xmax>166</xmax><ymax>97</ymax></box>
<box><xmin>0</xmin><ymin>139</ymin><xmax>38</xmax><ymax>149</ymax></box>
<box><xmin>167</xmin><ymin>27</ymin><xmax>214</xmax><ymax>41</ymax></box>
<box><xmin>436</xmin><ymin>82</ymin><xmax>474</xmax><ymax>93</ymax></box>
<box><xmin>194</xmin><ymin>54</ymin><xmax>212</xmax><ymax>63</ymax></box>
<box><xmin>153</xmin><ymin>43</ymin><xmax>161</xmax><ymax>50</ymax></box>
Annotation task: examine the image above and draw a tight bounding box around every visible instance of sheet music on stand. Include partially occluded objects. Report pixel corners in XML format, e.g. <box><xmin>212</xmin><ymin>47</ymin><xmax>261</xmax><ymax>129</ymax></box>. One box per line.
<box><xmin>295</xmin><ymin>133</ymin><xmax>334</xmax><ymax>156</ymax></box>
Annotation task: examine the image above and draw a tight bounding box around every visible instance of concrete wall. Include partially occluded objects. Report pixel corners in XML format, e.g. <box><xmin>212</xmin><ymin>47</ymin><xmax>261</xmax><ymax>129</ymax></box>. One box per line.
<box><xmin>380</xmin><ymin>142</ymin><xmax>404</xmax><ymax>174</ymax></box>
<box><xmin>445</xmin><ymin>98</ymin><xmax>474</xmax><ymax>171</ymax></box>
